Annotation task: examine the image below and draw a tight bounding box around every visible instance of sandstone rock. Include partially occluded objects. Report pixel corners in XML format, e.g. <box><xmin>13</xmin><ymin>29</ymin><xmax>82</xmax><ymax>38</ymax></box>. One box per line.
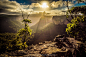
<box><xmin>17</xmin><ymin>50</ymin><xmax>28</xmax><ymax>56</ymax></box>
<box><xmin>35</xmin><ymin>47</ymin><xmax>42</xmax><ymax>51</ymax></box>
<box><xmin>56</xmin><ymin>35</ymin><xmax>63</xmax><ymax>38</ymax></box>
<box><xmin>41</xmin><ymin>50</ymin><xmax>46</xmax><ymax>54</ymax></box>
<box><xmin>28</xmin><ymin>50</ymin><xmax>35</xmax><ymax>54</ymax></box>
<box><xmin>28</xmin><ymin>46</ymin><xmax>33</xmax><ymax>50</ymax></box>
<box><xmin>45</xmin><ymin>41</ymin><xmax>52</xmax><ymax>44</ymax></box>
<box><xmin>61</xmin><ymin>47</ymin><xmax>66</xmax><ymax>51</ymax></box>
<box><xmin>63</xmin><ymin>42</ymin><xmax>69</xmax><ymax>47</ymax></box>
<box><xmin>39</xmin><ymin>42</ymin><xmax>43</xmax><ymax>45</ymax></box>
<box><xmin>40</xmin><ymin>44</ymin><xmax>48</xmax><ymax>49</ymax></box>
<box><xmin>53</xmin><ymin>35</ymin><xmax>63</xmax><ymax>42</ymax></box>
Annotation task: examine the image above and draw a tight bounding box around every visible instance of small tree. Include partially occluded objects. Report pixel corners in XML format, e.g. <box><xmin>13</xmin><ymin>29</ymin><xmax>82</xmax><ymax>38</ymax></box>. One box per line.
<box><xmin>66</xmin><ymin>6</ymin><xmax>86</xmax><ymax>42</ymax></box>
<box><xmin>17</xmin><ymin>19</ymin><xmax>32</xmax><ymax>49</ymax></box>
<box><xmin>16</xmin><ymin>5</ymin><xmax>32</xmax><ymax>49</ymax></box>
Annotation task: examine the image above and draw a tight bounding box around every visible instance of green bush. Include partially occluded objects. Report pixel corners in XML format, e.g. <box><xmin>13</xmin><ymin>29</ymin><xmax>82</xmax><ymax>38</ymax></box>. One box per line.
<box><xmin>0</xmin><ymin>33</ymin><xmax>23</xmax><ymax>53</ymax></box>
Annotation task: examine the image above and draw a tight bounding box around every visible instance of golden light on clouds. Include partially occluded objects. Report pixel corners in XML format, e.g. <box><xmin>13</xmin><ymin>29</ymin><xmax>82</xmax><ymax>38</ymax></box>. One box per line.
<box><xmin>41</xmin><ymin>2</ymin><xmax>49</xmax><ymax>8</ymax></box>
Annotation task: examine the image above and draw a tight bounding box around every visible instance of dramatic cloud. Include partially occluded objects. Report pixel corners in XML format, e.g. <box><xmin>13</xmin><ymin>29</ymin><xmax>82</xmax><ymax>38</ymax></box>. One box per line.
<box><xmin>30</xmin><ymin>0</ymin><xmax>52</xmax><ymax>2</ymax></box>
<box><xmin>0</xmin><ymin>0</ymin><xmax>33</xmax><ymax>15</ymax></box>
<box><xmin>29</xmin><ymin>3</ymin><xmax>41</xmax><ymax>8</ymax></box>
<box><xmin>72</xmin><ymin>0</ymin><xmax>86</xmax><ymax>4</ymax></box>
<box><xmin>0</xmin><ymin>0</ymin><xmax>85</xmax><ymax>16</ymax></box>
<box><xmin>0</xmin><ymin>0</ymin><xmax>21</xmax><ymax>12</ymax></box>
<box><xmin>51</xmin><ymin>1</ymin><xmax>74</xmax><ymax>8</ymax></box>
<box><xmin>0</xmin><ymin>0</ymin><xmax>70</xmax><ymax>16</ymax></box>
<box><xmin>28</xmin><ymin>0</ymin><xmax>74</xmax><ymax>11</ymax></box>
<box><xmin>21</xmin><ymin>5</ymin><xmax>30</xmax><ymax>9</ymax></box>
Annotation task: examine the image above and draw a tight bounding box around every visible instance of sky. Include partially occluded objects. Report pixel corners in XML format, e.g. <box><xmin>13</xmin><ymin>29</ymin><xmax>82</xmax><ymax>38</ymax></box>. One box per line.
<box><xmin>0</xmin><ymin>0</ymin><xmax>86</xmax><ymax>15</ymax></box>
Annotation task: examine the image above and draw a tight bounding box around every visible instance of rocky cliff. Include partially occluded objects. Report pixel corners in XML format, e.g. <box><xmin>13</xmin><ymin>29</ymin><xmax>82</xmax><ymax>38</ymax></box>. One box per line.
<box><xmin>5</xmin><ymin>35</ymin><xmax>85</xmax><ymax>57</ymax></box>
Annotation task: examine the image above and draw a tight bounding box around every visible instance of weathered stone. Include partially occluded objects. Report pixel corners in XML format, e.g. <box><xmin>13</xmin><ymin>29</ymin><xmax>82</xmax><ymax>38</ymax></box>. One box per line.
<box><xmin>35</xmin><ymin>48</ymin><xmax>42</xmax><ymax>51</ymax></box>
<box><xmin>39</xmin><ymin>42</ymin><xmax>43</xmax><ymax>45</ymax></box>
<box><xmin>7</xmin><ymin>36</ymin><xmax>84</xmax><ymax>57</ymax></box>
<box><xmin>63</xmin><ymin>42</ymin><xmax>69</xmax><ymax>47</ymax></box>
<box><xmin>61</xmin><ymin>47</ymin><xmax>66</xmax><ymax>51</ymax></box>
<box><xmin>41</xmin><ymin>50</ymin><xmax>46</xmax><ymax>54</ymax></box>
<box><xmin>28</xmin><ymin>46</ymin><xmax>33</xmax><ymax>50</ymax></box>
<box><xmin>56</xmin><ymin>35</ymin><xmax>63</xmax><ymax>38</ymax></box>
<box><xmin>8</xmin><ymin>50</ymin><xmax>28</xmax><ymax>56</ymax></box>
<box><xmin>18</xmin><ymin>50</ymin><xmax>28</xmax><ymax>55</ymax></box>
<box><xmin>28</xmin><ymin>50</ymin><xmax>35</xmax><ymax>54</ymax></box>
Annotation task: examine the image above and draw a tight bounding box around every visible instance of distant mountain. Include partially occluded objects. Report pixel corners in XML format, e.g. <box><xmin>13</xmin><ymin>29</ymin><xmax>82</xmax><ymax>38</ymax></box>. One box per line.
<box><xmin>30</xmin><ymin>15</ymin><xmax>72</xmax><ymax>44</ymax></box>
<box><xmin>0</xmin><ymin>15</ymin><xmax>24</xmax><ymax>33</ymax></box>
<box><xmin>0</xmin><ymin>14</ymin><xmax>42</xmax><ymax>33</ymax></box>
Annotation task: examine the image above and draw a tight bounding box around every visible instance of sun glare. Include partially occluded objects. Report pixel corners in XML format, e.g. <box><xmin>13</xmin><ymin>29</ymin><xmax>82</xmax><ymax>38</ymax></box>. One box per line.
<box><xmin>41</xmin><ymin>3</ymin><xmax>49</xmax><ymax>8</ymax></box>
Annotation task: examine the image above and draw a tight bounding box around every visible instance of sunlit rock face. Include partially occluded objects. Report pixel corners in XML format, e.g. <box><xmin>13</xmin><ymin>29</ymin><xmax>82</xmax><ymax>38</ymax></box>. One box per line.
<box><xmin>31</xmin><ymin>15</ymin><xmax>53</xmax><ymax>31</ymax></box>
<box><xmin>28</xmin><ymin>14</ymin><xmax>42</xmax><ymax>26</ymax></box>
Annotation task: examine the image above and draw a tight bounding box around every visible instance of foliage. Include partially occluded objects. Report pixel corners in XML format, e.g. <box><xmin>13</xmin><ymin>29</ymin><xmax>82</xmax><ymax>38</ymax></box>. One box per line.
<box><xmin>66</xmin><ymin>6</ymin><xmax>86</xmax><ymax>42</ymax></box>
<box><xmin>69</xmin><ymin>6</ymin><xmax>86</xmax><ymax>15</ymax></box>
<box><xmin>17</xmin><ymin>19</ymin><xmax>32</xmax><ymax>49</ymax></box>
<box><xmin>0</xmin><ymin>19</ymin><xmax>32</xmax><ymax>53</ymax></box>
<box><xmin>22</xmin><ymin>19</ymin><xmax>32</xmax><ymax>23</ymax></box>
<box><xmin>17</xmin><ymin>26</ymin><xmax>32</xmax><ymax>42</ymax></box>
<box><xmin>17</xmin><ymin>27</ymin><xmax>32</xmax><ymax>36</ymax></box>
<box><xmin>66</xmin><ymin>16</ymin><xmax>85</xmax><ymax>35</ymax></box>
<box><xmin>0</xmin><ymin>33</ymin><xmax>23</xmax><ymax>53</ymax></box>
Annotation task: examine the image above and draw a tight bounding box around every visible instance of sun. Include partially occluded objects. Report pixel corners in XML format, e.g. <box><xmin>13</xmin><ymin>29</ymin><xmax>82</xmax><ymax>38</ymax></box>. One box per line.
<box><xmin>41</xmin><ymin>2</ymin><xmax>49</xmax><ymax>8</ymax></box>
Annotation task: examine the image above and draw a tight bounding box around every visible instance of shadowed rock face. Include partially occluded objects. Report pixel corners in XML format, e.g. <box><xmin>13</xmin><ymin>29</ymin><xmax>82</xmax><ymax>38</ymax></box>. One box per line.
<box><xmin>52</xmin><ymin>15</ymin><xmax>72</xmax><ymax>25</ymax></box>
<box><xmin>31</xmin><ymin>23</ymin><xmax>67</xmax><ymax>44</ymax></box>
<box><xmin>0</xmin><ymin>14</ymin><xmax>41</xmax><ymax>33</ymax></box>
<box><xmin>0</xmin><ymin>15</ymin><xmax>24</xmax><ymax>33</ymax></box>
<box><xmin>30</xmin><ymin>15</ymin><xmax>72</xmax><ymax>44</ymax></box>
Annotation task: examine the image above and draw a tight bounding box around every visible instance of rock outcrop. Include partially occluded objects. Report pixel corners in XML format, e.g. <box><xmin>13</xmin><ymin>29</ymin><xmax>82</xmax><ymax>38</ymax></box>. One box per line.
<box><xmin>7</xmin><ymin>35</ymin><xmax>85</xmax><ymax>57</ymax></box>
